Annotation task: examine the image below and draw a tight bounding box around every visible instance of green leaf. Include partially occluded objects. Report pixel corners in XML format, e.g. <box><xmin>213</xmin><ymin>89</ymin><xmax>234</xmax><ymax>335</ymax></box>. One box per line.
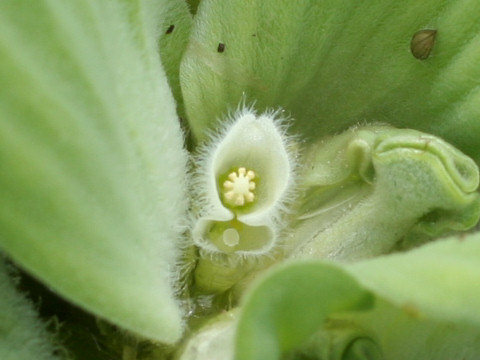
<box><xmin>286</xmin><ymin>298</ymin><xmax>480</xmax><ymax>360</ymax></box>
<box><xmin>181</xmin><ymin>0</ymin><xmax>480</xmax><ymax>161</ymax></box>
<box><xmin>343</xmin><ymin>299</ymin><xmax>480</xmax><ymax>360</ymax></box>
<box><xmin>235</xmin><ymin>262</ymin><xmax>373</xmax><ymax>360</ymax></box>
<box><xmin>189</xmin><ymin>234</ymin><xmax>480</xmax><ymax>359</ymax></box>
<box><xmin>234</xmin><ymin>234</ymin><xmax>480</xmax><ymax>359</ymax></box>
<box><xmin>0</xmin><ymin>0</ymin><xmax>187</xmax><ymax>343</ymax></box>
<box><xmin>158</xmin><ymin>0</ymin><xmax>192</xmax><ymax>120</ymax></box>
<box><xmin>185</xmin><ymin>0</ymin><xmax>201</xmax><ymax>15</ymax></box>
<box><xmin>346</xmin><ymin>232</ymin><xmax>480</xmax><ymax>328</ymax></box>
<box><xmin>0</xmin><ymin>259</ymin><xmax>62</xmax><ymax>360</ymax></box>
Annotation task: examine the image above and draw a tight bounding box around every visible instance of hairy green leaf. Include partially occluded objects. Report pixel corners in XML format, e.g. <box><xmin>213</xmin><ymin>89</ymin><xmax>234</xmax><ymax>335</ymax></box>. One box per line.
<box><xmin>0</xmin><ymin>259</ymin><xmax>62</xmax><ymax>360</ymax></box>
<box><xmin>181</xmin><ymin>0</ymin><xmax>480</xmax><ymax>162</ymax></box>
<box><xmin>0</xmin><ymin>0</ymin><xmax>187</xmax><ymax>343</ymax></box>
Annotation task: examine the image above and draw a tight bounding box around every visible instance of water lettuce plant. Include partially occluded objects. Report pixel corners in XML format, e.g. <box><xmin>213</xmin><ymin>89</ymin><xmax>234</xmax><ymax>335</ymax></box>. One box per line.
<box><xmin>1</xmin><ymin>0</ymin><xmax>480</xmax><ymax>359</ymax></box>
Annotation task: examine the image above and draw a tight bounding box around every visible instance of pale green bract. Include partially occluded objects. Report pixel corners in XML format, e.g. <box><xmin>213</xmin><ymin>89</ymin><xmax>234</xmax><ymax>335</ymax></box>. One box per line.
<box><xmin>2</xmin><ymin>0</ymin><xmax>480</xmax><ymax>359</ymax></box>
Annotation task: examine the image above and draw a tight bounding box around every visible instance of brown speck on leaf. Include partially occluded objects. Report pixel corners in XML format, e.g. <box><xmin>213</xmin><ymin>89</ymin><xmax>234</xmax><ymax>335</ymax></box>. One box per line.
<box><xmin>166</xmin><ymin>24</ymin><xmax>175</xmax><ymax>34</ymax></box>
<box><xmin>411</xmin><ymin>29</ymin><xmax>437</xmax><ymax>60</ymax></box>
<box><xmin>402</xmin><ymin>303</ymin><xmax>423</xmax><ymax>319</ymax></box>
<box><xmin>217</xmin><ymin>42</ymin><xmax>225</xmax><ymax>53</ymax></box>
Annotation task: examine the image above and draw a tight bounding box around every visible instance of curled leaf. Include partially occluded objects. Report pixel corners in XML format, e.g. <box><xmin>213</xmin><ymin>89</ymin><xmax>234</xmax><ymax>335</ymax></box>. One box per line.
<box><xmin>289</xmin><ymin>126</ymin><xmax>480</xmax><ymax>261</ymax></box>
<box><xmin>235</xmin><ymin>262</ymin><xmax>373</xmax><ymax>360</ymax></box>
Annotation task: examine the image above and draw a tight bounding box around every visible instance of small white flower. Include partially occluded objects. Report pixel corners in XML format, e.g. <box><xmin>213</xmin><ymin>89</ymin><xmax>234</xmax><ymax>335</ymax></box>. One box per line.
<box><xmin>192</xmin><ymin>107</ymin><xmax>296</xmax><ymax>256</ymax></box>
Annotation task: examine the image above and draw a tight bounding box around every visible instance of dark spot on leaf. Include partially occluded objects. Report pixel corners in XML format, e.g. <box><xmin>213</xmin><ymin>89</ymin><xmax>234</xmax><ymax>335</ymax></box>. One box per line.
<box><xmin>402</xmin><ymin>302</ymin><xmax>422</xmax><ymax>318</ymax></box>
<box><xmin>411</xmin><ymin>29</ymin><xmax>437</xmax><ymax>60</ymax></box>
<box><xmin>165</xmin><ymin>25</ymin><xmax>175</xmax><ymax>34</ymax></box>
<box><xmin>217</xmin><ymin>43</ymin><xmax>225</xmax><ymax>53</ymax></box>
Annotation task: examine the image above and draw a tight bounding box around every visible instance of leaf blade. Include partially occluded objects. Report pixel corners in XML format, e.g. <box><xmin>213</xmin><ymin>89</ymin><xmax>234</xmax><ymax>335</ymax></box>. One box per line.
<box><xmin>0</xmin><ymin>0</ymin><xmax>188</xmax><ymax>343</ymax></box>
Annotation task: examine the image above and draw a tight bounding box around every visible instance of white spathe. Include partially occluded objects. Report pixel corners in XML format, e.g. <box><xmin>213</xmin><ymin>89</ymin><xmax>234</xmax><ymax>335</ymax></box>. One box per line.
<box><xmin>192</xmin><ymin>108</ymin><xmax>294</xmax><ymax>255</ymax></box>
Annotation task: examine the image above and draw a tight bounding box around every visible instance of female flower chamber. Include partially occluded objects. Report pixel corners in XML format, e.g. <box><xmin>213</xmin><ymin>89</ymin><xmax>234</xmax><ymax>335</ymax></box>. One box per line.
<box><xmin>192</xmin><ymin>108</ymin><xmax>296</xmax><ymax>256</ymax></box>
